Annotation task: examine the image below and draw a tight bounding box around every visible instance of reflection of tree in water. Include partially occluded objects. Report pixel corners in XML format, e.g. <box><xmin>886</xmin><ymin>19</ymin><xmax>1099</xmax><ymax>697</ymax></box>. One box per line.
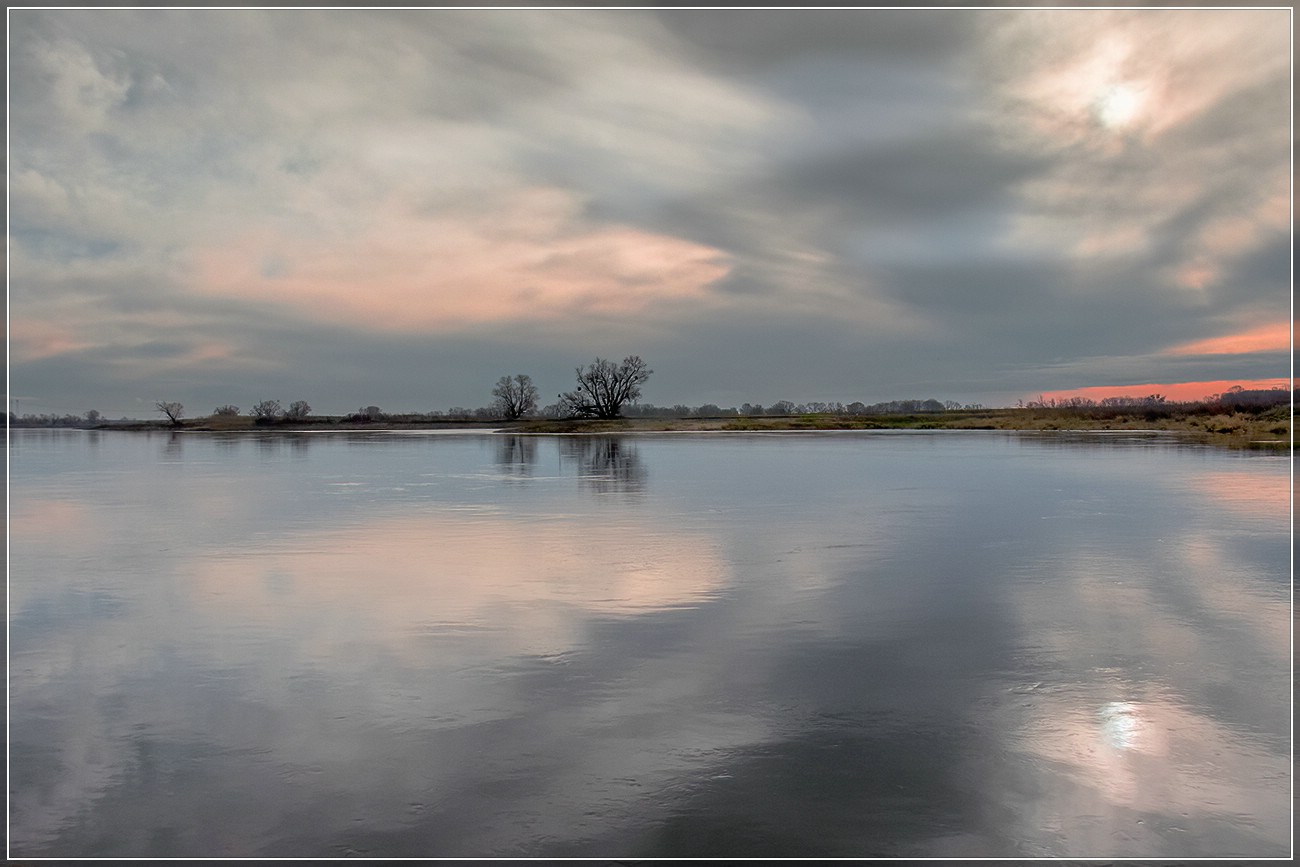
<box><xmin>495</xmin><ymin>435</ymin><xmax>538</xmax><ymax>478</ymax></box>
<box><xmin>253</xmin><ymin>433</ymin><xmax>313</xmax><ymax>457</ymax></box>
<box><xmin>161</xmin><ymin>432</ymin><xmax>183</xmax><ymax>461</ymax></box>
<box><xmin>212</xmin><ymin>433</ymin><xmax>242</xmax><ymax>456</ymax></box>
<box><xmin>560</xmin><ymin>436</ymin><xmax>647</xmax><ymax>493</ymax></box>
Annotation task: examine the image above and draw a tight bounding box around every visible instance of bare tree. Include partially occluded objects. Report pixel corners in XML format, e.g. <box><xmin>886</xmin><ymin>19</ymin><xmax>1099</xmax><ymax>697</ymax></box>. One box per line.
<box><xmin>285</xmin><ymin>400</ymin><xmax>311</xmax><ymax>419</ymax></box>
<box><xmin>251</xmin><ymin>399</ymin><xmax>283</xmax><ymax>422</ymax></box>
<box><xmin>492</xmin><ymin>374</ymin><xmax>539</xmax><ymax>420</ymax></box>
<box><xmin>557</xmin><ymin>356</ymin><xmax>652</xmax><ymax>419</ymax></box>
<box><xmin>84</xmin><ymin>409</ymin><xmax>101</xmax><ymax>424</ymax></box>
<box><xmin>156</xmin><ymin>401</ymin><xmax>184</xmax><ymax>426</ymax></box>
<box><xmin>212</xmin><ymin>404</ymin><xmax>240</xmax><ymax>416</ymax></box>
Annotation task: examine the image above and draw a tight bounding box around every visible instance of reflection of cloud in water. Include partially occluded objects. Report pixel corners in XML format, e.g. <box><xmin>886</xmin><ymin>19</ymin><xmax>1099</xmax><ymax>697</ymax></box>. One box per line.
<box><xmin>9</xmin><ymin>498</ymin><xmax>101</xmax><ymax>541</ymax></box>
<box><xmin>10</xmin><ymin>432</ymin><xmax>1292</xmax><ymax>856</ymax></box>
<box><xmin>191</xmin><ymin>512</ymin><xmax>730</xmax><ymax>656</ymax></box>
<box><xmin>987</xmin><ymin>534</ymin><xmax>1289</xmax><ymax>855</ymax></box>
<box><xmin>1182</xmin><ymin>467</ymin><xmax>1290</xmax><ymax>520</ymax></box>
<box><xmin>12</xmin><ymin>504</ymin><xmax>739</xmax><ymax>854</ymax></box>
<box><xmin>1006</xmin><ymin>693</ymin><xmax>1288</xmax><ymax>855</ymax></box>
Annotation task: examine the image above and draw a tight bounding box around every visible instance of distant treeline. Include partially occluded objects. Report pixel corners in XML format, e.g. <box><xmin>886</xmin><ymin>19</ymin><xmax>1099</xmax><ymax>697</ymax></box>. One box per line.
<box><xmin>335</xmin><ymin>398</ymin><xmax>985</xmax><ymax>422</ymax></box>
<box><xmin>624</xmin><ymin>399</ymin><xmax>985</xmax><ymax>417</ymax></box>
<box><xmin>8</xmin><ymin>398</ymin><xmax>982</xmax><ymax>426</ymax></box>
<box><xmin>7</xmin><ymin>387</ymin><xmax>1291</xmax><ymax>428</ymax></box>
<box><xmin>1019</xmin><ymin>387</ymin><xmax>1294</xmax><ymax>412</ymax></box>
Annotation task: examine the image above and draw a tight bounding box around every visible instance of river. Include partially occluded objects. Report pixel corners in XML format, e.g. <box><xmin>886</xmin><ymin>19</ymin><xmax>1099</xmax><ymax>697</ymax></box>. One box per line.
<box><xmin>7</xmin><ymin>429</ymin><xmax>1291</xmax><ymax>857</ymax></box>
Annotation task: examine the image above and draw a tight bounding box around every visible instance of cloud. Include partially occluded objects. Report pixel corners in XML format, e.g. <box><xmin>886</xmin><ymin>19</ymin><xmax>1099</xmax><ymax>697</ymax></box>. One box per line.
<box><xmin>186</xmin><ymin>187</ymin><xmax>733</xmax><ymax>333</ymax></box>
<box><xmin>1162</xmin><ymin>321</ymin><xmax>1291</xmax><ymax>357</ymax></box>
<box><xmin>976</xmin><ymin>9</ymin><xmax>1289</xmax><ymax>290</ymax></box>
<box><xmin>6</xmin><ymin>8</ymin><xmax>1291</xmax><ymax>414</ymax></box>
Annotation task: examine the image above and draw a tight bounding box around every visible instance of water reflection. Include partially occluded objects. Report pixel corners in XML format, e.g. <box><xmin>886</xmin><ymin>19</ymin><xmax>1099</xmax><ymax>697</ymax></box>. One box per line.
<box><xmin>1099</xmin><ymin>700</ymin><xmax>1141</xmax><ymax>750</ymax></box>
<box><xmin>494</xmin><ymin>435</ymin><xmax>537</xmax><ymax>479</ymax></box>
<box><xmin>212</xmin><ymin>433</ymin><xmax>242</xmax><ymax>455</ymax></box>
<box><xmin>252</xmin><ymin>432</ymin><xmax>314</xmax><ymax>457</ymax></box>
<box><xmin>161</xmin><ymin>431</ymin><xmax>184</xmax><ymax>461</ymax></box>
<box><xmin>1185</xmin><ymin>467</ymin><xmax>1291</xmax><ymax>519</ymax></box>
<box><xmin>560</xmin><ymin>436</ymin><xmax>647</xmax><ymax>493</ymax></box>
<box><xmin>6</xmin><ymin>431</ymin><xmax>1290</xmax><ymax>858</ymax></box>
<box><xmin>190</xmin><ymin>511</ymin><xmax>731</xmax><ymax>649</ymax></box>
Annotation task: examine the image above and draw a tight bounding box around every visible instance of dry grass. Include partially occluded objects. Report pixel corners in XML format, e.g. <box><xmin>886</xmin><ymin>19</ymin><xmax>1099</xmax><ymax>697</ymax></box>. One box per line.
<box><xmin>94</xmin><ymin>406</ymin><xmax>1292</xmax><ymax>448</ymax></box>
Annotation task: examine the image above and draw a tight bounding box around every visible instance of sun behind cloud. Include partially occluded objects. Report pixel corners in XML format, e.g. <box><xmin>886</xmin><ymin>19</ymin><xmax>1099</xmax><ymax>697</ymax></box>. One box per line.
<box><xmin>1094</xmin><ymin>81</ymin><xmax>1146</xmax><ymax>129</ymax></box>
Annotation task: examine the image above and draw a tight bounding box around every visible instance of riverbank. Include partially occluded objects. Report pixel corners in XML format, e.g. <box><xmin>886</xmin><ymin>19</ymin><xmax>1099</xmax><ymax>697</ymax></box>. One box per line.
<box><xmin>515</xmin><ymin>407</ymin><xmax>1290</xmax><ymax>448</ymax></box>
<box><xmin>34</xmin><ymin>405</ymin><xmax>1289</xmax><ymax>448</ymax></box>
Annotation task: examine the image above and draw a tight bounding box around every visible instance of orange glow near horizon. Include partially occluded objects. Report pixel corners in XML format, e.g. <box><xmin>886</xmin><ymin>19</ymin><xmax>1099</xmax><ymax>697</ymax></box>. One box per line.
<box><xmin>1164</xmin><ymin>321</ymin><xmax>1292</xmax><ymax>356</ymax></box>
<box><xmin>1037</xmin><ymin>378</ymin><xmax>1292</xmax><ymax>404</ymax></box>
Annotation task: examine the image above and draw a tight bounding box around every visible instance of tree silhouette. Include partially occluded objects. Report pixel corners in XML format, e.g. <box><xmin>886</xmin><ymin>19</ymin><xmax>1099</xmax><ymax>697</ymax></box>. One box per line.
<box><xmin>492</xmin><ymin>374</ymin><xmax>539</xmax><ymax>420</ymax></box>
<box><xmin>557</xmin><ymin>356</ymin><xmax>652</xmax><ymax>419</ymax></box>
<box><xmin>251</xmin><ymin>399</ymin><xmax>283</xmax><ymax>422</ymax></box>
<box><xmin>156</xmin><ymin>401</ymin><xmax>184</xmax><ymax>426</ymax></box>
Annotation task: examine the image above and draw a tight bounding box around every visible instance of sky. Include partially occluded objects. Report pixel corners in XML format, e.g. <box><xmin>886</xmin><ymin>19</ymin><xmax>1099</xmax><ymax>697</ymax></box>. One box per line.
<box><xmin>7</xmin><ymin>5</ymin><xmax>1292</xmax><ymax>418</ymax></box>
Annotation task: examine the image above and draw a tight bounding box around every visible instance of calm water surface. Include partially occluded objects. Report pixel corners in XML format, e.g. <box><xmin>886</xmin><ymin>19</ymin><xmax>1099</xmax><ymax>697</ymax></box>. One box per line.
<box><xmin>7</xmin><ymin>429</ymin><xmax>1291</xmax><ymax>857</ymax></box>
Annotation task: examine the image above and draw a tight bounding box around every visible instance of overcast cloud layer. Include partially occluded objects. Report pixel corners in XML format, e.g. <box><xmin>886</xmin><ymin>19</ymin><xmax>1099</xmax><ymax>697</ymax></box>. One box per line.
<box><xmin>8</xmin><ymin>7</ymin><xmax>1291</xmax><ymax>417</ymax></box>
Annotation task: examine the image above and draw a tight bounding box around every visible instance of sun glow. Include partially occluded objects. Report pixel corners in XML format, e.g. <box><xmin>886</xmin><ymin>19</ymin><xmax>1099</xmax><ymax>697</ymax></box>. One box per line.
<box><xmin>1095</xmin><ymin>82</ymin><xmax>1145</xmax><ymax>129</ymax></box>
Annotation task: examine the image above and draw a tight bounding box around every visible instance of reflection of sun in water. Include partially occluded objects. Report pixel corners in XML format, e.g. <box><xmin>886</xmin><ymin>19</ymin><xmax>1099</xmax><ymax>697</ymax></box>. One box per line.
<box><xmin>1096</xmin><ymin>82</ymin><xmax>1144</xmax><ymax>129</ymax></box>
<box><xmin>1099</xmin><ymin>701</ymin><xmax>1141</xmax><ymax>749</ymax></box>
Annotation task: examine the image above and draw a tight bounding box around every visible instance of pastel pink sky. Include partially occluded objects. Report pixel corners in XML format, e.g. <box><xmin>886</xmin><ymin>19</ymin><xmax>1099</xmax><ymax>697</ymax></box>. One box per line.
<box><xmin>1039</xmin><ymin>378</ymin><xmax>1291</xmax><ymax>405</ymax></box>
<box><xmin>188</xmin><ymin>189</ymin><xmax>734</xmax><ymax>332</ymax></box>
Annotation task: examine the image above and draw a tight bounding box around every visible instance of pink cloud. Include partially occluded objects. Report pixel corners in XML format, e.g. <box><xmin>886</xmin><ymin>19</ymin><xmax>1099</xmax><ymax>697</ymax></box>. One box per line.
<box><xmin>8</xmin><ymin>318</ymin><xmax>97</xmax><ymax>362</ymax></box>
<box><xmin>1162</xmin><ymin>321</ymin><xmax>1292</xmax><ymax>356</ymax></box>
<box><xmin>188</xmin><ymin>188</ymin><xmax>732</xmax><ymax>333</ymax></box>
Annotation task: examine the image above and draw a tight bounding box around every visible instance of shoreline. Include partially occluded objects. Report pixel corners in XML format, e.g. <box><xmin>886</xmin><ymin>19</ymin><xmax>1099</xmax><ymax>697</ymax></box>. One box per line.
<box><xmin>15</xmin><ymin>408</ymin><xmax>1291</xmax><ymax>449</ymax></box>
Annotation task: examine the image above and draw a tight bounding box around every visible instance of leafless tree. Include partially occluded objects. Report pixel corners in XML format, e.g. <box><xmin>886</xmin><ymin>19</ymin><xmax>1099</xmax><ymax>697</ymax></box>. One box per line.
<box><xmin>286</xmin><ymin>400</ymin><xmax>312</xmax><ymax>419</ymax></box>
<box><xmin>557</xmin><ymin>356</ymin><xmax>652</xmax><ymax>419</ymax></box>
<box><xmin>156</xmin><ymin>401</ymin><xmax>184</xmax><ymax>426</ymax></box>
<box><xmin>213</xmin><ymin>404</ymin><xmax>240</xmax><ymax>416</ymax></box>
<box><xmin>251</xmin><ymin>399</ymin><xmax>283</xmax><ymax>422</ymax></box>
<box><xmin>492</xmin><ymin>374</ymin><xmax>539</xmax><ymax>420</ymax></box>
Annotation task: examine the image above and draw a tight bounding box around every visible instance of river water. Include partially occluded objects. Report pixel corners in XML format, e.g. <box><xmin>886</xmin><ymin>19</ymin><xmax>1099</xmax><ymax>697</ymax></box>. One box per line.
<box><xmin>7</xmin><ymin>429</ymin><xmax>1291</xmax><ymax>857</ymax></box>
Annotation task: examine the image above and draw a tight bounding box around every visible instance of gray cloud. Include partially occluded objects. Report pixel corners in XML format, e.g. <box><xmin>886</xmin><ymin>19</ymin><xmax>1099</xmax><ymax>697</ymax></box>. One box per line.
<box><xmin>652</xmin><ymin>9</ymin><xmax>974</xmax><ymax>69</ymax></box>
<box><xmin>7</xmin><ymin>8</ymin><xmax>1290</xmax><ymax>416</ymax></box>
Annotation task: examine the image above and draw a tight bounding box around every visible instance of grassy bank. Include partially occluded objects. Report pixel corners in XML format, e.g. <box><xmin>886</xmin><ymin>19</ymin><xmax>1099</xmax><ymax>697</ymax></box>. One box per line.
<box><xmin>28</xmin><ymin>405</ymin><xmax>1290</xmax><ymax>448</ymax></box>
<box><xmin>516</xmin><ymin>405</ymin><xmax>1290</xmax><ymax>447</ymax></box>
